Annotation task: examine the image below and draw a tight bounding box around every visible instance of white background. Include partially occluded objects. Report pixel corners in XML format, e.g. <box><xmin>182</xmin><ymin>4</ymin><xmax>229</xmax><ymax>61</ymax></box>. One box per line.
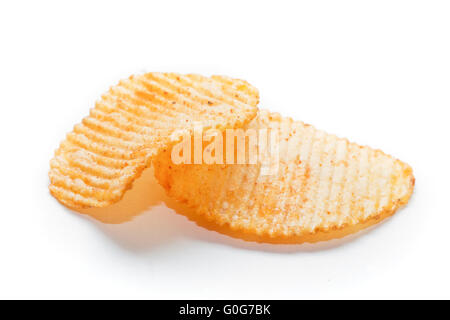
<box><xmin>0</xmin><ymin>0</ymin><xmax>448</xmax><ymax>299</ymax></box>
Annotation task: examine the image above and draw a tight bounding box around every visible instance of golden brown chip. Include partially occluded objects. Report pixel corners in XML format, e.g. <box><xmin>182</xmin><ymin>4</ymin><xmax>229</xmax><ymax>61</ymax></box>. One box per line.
<box><xmin>49</xmin><ymin>73</ymin><xmax>259</xmax><ymax>208</ymax></box>
<box><xmin>154</xmin><ymin>109</ymin><xmax>415</xmax><ymax>243</ymax></box>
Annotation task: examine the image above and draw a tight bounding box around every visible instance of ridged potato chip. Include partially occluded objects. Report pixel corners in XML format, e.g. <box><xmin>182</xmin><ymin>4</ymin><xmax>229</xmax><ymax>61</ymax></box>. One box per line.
<box><xmin>154</xmin><ymin>109</ymin><xmax>414</xmax><ymax>243</ymax></box>
<box><xmin>49</xmin><ymin>73</ymin><xmax>259</xmax><ymax>208</ymax></box>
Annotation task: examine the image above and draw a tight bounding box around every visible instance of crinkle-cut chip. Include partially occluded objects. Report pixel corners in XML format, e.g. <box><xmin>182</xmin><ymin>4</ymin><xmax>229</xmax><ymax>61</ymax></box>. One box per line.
<box><xmin>49</xmin><ymin>73</ymin><xmax>259</xmax><ymax>208</ymax></box>
<box><xmin>153</xmin><ymin>109</ymin><xmax>415</xmax><ymax>243</ymax></box>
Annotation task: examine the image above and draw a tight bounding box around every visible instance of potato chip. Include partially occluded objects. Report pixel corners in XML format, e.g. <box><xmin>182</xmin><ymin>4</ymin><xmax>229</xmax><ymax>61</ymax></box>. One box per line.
<box><xmin>49</xmin><ymin>73</ymin><xmax>259</xmax><ymax>208</ymax></box>
<box><xmin>154</xmin><ymin>109</ymin><xmax>414</xmax><ymax>243</ymax></box>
